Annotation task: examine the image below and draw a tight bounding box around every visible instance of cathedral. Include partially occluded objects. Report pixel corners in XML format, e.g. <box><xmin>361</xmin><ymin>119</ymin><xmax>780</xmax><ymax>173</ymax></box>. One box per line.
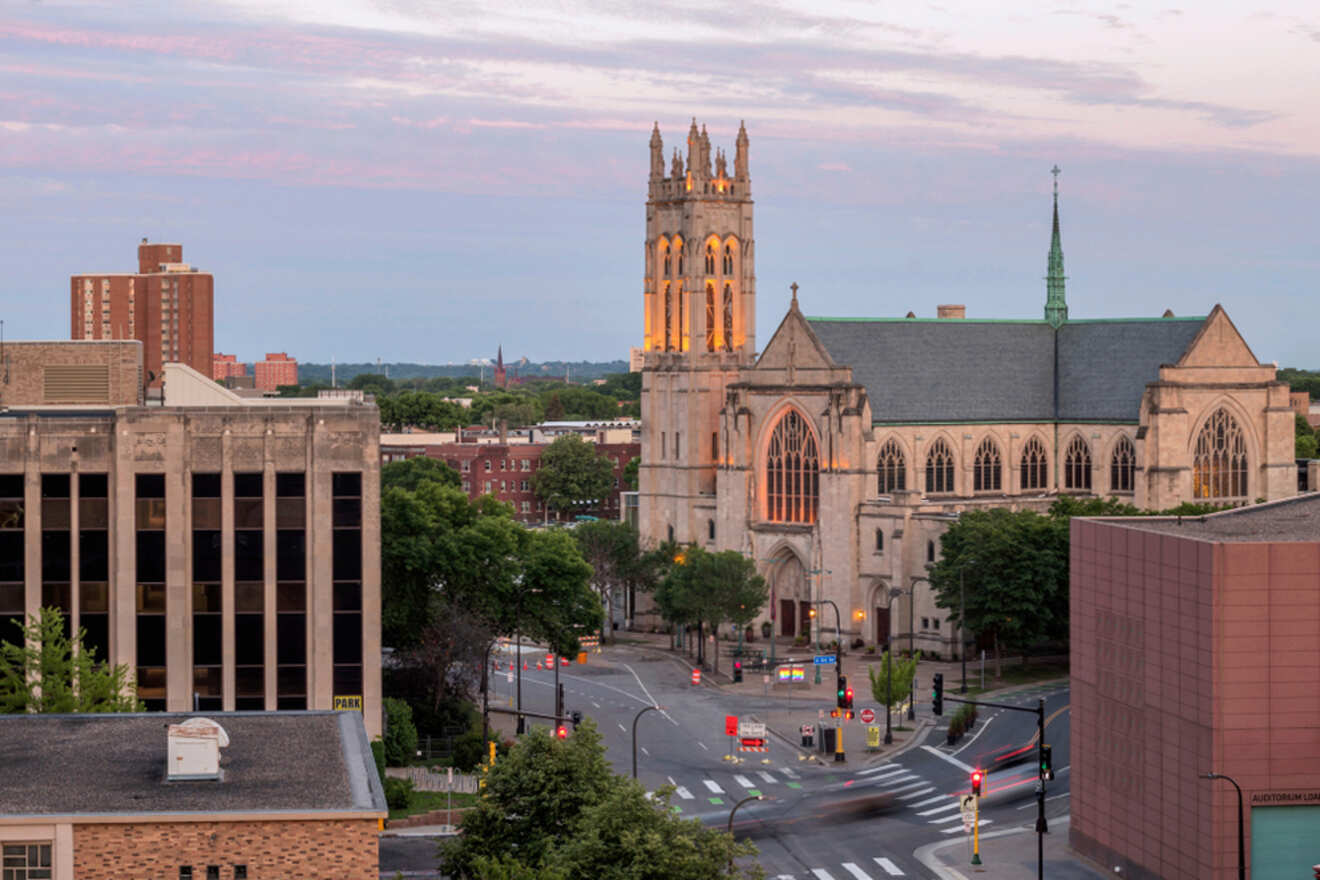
<box><xmin>637</xmin><ymin>120</ymin><xmax>1296</xmax><ymax>655</ymax></box>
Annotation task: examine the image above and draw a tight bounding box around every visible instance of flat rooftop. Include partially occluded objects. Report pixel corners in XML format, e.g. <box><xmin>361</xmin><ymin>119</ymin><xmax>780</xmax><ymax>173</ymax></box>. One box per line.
<box><xmin>1095</xmin><ymin>493</ymin><xmax>1320</xmax><ymax>542</ymax></box>
<box><xmin>0</xmin><ymin>711</ymin><xmax>384</xmax><ymax>818</ymax></box>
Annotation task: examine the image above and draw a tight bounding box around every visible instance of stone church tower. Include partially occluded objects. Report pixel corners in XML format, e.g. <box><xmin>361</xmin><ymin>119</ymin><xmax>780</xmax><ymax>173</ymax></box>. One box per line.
<box><xmin>639</xmin><ymin>120</ymin><xmax>756</xmax><ymax>546</ymax></box>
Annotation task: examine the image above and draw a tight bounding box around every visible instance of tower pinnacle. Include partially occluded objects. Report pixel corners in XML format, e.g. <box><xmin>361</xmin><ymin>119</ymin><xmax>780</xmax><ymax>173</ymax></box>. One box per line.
<box><xmin>1045</xmin><ymin>165</ymin><xmax>1068</xmax><ymax>329</ymax></box>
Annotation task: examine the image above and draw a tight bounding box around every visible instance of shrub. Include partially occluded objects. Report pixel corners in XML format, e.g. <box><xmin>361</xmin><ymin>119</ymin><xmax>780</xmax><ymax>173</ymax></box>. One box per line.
<box><xmin>383</xmin><ymin>697</ymin><xmax>419</xmax><ymax>766</ymax></box>
<box><xmin>850</xmin><ymin>638</ymin><xmax>865</xmax><ymax>650</ymax></box>
<box><xmin>384</xmin><ymin>776</ymin><xmax>414</xmax><ymax>811</ymax></box>
<box><xmin>370</xmin><ymin>739</ymin><xmax>386</xmax><ymax>782</ymax></box>
<box><xmin>865</xmin><ymin>644</ymin><xmax>876</xmax><ymax>655</ymax></box>
<box><xmin>760</xmin><ymin>621</ymin><xmax>772</xmax><ymax>639</ymax></box>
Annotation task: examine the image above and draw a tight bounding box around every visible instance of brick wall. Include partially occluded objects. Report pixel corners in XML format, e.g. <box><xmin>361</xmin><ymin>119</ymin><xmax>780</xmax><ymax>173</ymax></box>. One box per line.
<box><xmin>73</xmin><ymin>818</ymin><xmax>378</xmax><ymax>879</ymax></box>
<box><xmin>0</xmin><ymin>340</ymin><xmax>142</xmax><ymax>406</ymax></box>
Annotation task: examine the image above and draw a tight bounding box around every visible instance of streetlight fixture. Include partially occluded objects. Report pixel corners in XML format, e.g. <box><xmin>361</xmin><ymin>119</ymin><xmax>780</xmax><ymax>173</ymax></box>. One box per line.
<box><xmin>883</xmin><ymin>586</ymin><xmax>903</xmax><ymax>745</ymax></box>
<box><xmin>1200</xmin><ymin>772</ymin><xmax>1245</xmax><ymax>880</ymax></box>
<box><xmin>632</xmin><ymin>704</ymin><xmax>665</xmax><ymax>779</ymax></box>
<box><xmin>727</xmin><ymin>793</ymin><xmax>766</xmax><ymax>871</ymax></box>
<box><xmin>908</xmin><ymin>578</ymin><xmax>930</xmax><ymax>721</ymax></box>
<box><xmin>813</xmin><ymin>599</ymin><xmax>843</xmax><ymax>674</ymax></box>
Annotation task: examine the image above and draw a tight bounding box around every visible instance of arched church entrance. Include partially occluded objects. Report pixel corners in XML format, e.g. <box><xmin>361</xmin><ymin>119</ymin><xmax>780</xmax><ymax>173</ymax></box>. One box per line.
<box><xmin>767</xmin><ymin>549</ymin><xmax>810</xmax><ymax>638</ymax></box>
<box><xmin>869</xmin><ymin>582</ymin><xmax>893</xmax><ymax>651</ymax></box>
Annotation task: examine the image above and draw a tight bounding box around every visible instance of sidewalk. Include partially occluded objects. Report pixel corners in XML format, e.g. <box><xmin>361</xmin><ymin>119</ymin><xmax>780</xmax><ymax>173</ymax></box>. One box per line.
<box><xmin>917</xmin><ymin>816</ymin><xmax>1106</xmax><ymax>880</ymax></box>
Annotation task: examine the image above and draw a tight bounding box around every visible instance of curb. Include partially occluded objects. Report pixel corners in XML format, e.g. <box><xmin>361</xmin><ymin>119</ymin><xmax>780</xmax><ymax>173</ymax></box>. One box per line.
<box><xmin>913</xmin><ymin>814</ymin><xmax>1074</xmax><ymax>880</ymax></box>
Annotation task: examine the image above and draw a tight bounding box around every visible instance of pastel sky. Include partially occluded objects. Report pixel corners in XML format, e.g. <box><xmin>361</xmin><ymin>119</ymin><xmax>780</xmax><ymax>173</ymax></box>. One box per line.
<box><xmin>3</xmin><ymin>1</ymin><xmax>1318</xmax><ymax>366</ymax></box>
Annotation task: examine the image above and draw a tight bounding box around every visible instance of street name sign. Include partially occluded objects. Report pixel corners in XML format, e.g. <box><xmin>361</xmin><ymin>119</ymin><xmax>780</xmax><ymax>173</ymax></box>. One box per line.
<box><xmin>813</xmin><ymin>654</ymin><xmax>836</xmax><ymax>665</ymax></box>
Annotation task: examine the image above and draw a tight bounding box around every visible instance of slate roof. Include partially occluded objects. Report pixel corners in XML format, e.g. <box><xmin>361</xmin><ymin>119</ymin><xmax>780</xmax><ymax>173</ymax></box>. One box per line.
<box><xmin>0</xmin><ymin>711</ymin><xmax>386</xmax><ymax>818</ymax></box>
<box><xmin>806</xmin><ymin>316</ymin><xmax>1205</xmax><ymax>424</ymax></box>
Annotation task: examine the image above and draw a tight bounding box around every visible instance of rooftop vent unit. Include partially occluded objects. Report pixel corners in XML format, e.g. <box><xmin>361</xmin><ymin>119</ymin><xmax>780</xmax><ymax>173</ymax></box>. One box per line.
<box><xmin>166</xmin><ymin>717</ymin><xmax>230</xmax><ymax>781</ymax></box>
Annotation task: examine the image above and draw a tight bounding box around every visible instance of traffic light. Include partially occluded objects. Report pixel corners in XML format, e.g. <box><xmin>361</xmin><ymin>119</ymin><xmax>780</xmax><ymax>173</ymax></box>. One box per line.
<box><xmin>733</xmin><ymin>660</ymin><xmax>743</xmax><ymax>683</ymax></box>
<box><xmin>1040</xmin><ymin>744</ymin><xmax>1054</xmax><ymax>781</ymax></box>
<box><xmin>843</xmin><ymin>683</ymin><xmax>854</xmax><ymax>710</ymax></box>
<box><xmin>932</xmin><ymin>673</ymin><xmax>944</xmax><ymax>716</ymax></box>
<box><xmin>836</xmin><ymin>675</ymin><xmax>848</xmax><ymax>708</ymax></box>
<box><xmin>570</xmin><ymin>710</ymin><xmax>583</xmax><ymax>731</ymax></box>
<box><xmin>829</xmin><ymin>708</ymin><xmax>841</xmax><ymax>718</ymax></box>
<box><xmin>971</xmin><ymin>769</ymin><xmax>983</xmax><ymax>797</ymax></box>
<box><xmin>555</xmin><ymin>725</ymin><xmax>568</xmax><ymax>739</ymax></box>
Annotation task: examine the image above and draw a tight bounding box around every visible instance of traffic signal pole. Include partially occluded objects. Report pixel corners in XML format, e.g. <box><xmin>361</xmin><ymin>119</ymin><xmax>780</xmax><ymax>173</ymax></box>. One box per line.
<box><xmin>943</xmin><ymin>694</ymin><xmax>1048</xmax><ymax>880</ymax></box>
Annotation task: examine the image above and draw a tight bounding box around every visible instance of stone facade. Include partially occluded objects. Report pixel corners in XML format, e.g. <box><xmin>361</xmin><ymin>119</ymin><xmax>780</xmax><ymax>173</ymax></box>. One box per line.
<box><xmin>0</xmin><ymin>339</ymin><xmax>143</xmax><ymax>407</ymax></box>
<box><xmin>638</xmin><ymin>123</ymin><xmax>1298</xmax><ymax>655</ymax></box>
<box><xmin>71</xmin><ymin>818</ymin><xmax>378</xmax><ymax>880</ymax></box>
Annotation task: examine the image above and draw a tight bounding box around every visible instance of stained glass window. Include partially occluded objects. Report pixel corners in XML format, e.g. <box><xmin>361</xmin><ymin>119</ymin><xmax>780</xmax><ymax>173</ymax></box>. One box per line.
<box><xmin>877</xmin><ymin>439</ymin><xmax>906</xmax><ymax>493</ymax></box>
<box><xmin>1111</xmin><ymin>436</ymin><xmax>1135</xmax><ymax>493</ymax></box>
<box><xmin>1193</xmin><ymin>409</ymin><xmax>1248</xmax><ymax>499</ymax></box>
<box><xmin>765</xmin><ymin>410</ymin><xmax>819</xmax><ymax>523</ymax></box>
<box><xmin>973</xmin><ymin>437</ymin><xmax>1002</xmax><ymax>492</ymax></box>
<box><xmin>925</xmin><ymin>438</ymin><xmax>955</xmax><ymax>494</ymax></box>
<box><xmin>1064</xmin><ymin>436</ymin><xmax>1092</xmax><ymax>491</ymax></box>
<box><xmin>1021</xmin><ymin>437</ymin><xmax>1048</xmax><ymax>490</ymax></box>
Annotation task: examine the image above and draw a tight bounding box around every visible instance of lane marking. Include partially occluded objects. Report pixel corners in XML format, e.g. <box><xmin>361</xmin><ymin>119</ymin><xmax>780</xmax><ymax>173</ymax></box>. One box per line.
<box><xmin>592</xmin><ymin>701</ymin><xmax>601</xmax><ymax>708</ymax></box>
<box><xmin>917</xmin><ymin>801</ymin><xmax>960</xmax><ymax>817</ymax></box>
<box><xmin>620</xmin><ymin>662</ymin><xmax>679</xmax><ymax>725</ymax></box>
<box><xmin>779</xmin><ymin>766</ymin><xmax>799</xmax><ymax>779</ymax></box>
<box><xmin>667</xmin><ymin>776</ymin><xmax>676</xmax><ymax>785</ymax></box>
<box><xmin>858</xmin><ymin>765</ymin><xmax>905</xmax><ymax>778</ymax></box>
<box><xmin>930</xmin><ymin>813</ymin><xmax>965</xmax><ymax>825</ymax></box>
<box><xmin>734</xmin><ymin>775</ymin><xmax>755</xmax><ymax>789</ymax></box>
<box><xmin>909</xmin><ymin>793</ymin><xmax>946</xmax><ymax>808</ymax></box>
<box><xmin>841</xmin><ymin>863</ymin><xmax>873</xmax><ymax>880</ymax></box>
<box><xmin>950</xmin><ymin>715</ymin><xmax>995</xmax><ymax>757</ymax></box>
<box><xmin>811</xmin><ymin>870</ymin><xmax>837</xmax><ymax>880</ymax></box>
<box><xmin>881</xmin><ymin>781</ymin><xmax>929</xmax><ymax>796</ymax></box>
<box><xmin>873</xmin><ymin>857</ymin><xmax>904</xmax><ymax>876</ymax></box>
<box><xmin>758</xmin><ymin>770</ymin><xmax>777</xmax><ymax>784</ymax></box>
<box><xmin>897</xmin><ymin>786</ymin><xmax>936</xmax><ymax>800</ymax></box>
<box><xmin>703</xmin><ymin>779</ymin><xmax>724</xmax><ymax>794</ymax></box>
<box><xmin>921</xmin><ymin>745</ymin><xmax>975</xmax><ymax>773</ymax></box>
<box><xmin>618</xmin><ymin>723</ymin><xmax>626</xmax><ymax>732</ymax></box>
<box><xmin>874</xmin><ymin>773</ymin><xmax>918</xmax><ymax>787</ymax></box>
<box><xmin>675</xmin><ymin>786</ymin><xmax>693</xmax><ymax>800</ymax></box>
<box><xmin>941</xmin><ymin>819</ymin><xmax>993</xmax><ymax>835</ymax></box>
<box><xmin>641</xmin><ymin>746</ymin><xmax>649</xmax><ymax>756</ymax></box>
<box><xmin>698</xmin><ymin>741</ymin><xmax>709</xmax><ymax>751</ymax></box>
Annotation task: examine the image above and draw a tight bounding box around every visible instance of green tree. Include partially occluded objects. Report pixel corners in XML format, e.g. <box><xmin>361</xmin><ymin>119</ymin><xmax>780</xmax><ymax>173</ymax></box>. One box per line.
<box><xmin>623</xmin><ymin>456</ymin><xmax>640</xmax><ymax>491</ymax></box>
<box><xmin>381</xmin><ymin>455</ymin><xmax>460</xmax><ymax>493</ymax></box>
<box><xmin>654</xmin><ymin>547</ymin><xmax>766</xmax><ymax>673</ymax></box>
<box><xmin>382</xmin><ymin>696</ymin><xmax>419</xmax><ymax>765</ymax></box>
<box><xmin>532</xmin><ymin>434</ymin><xmax>615</xmax><ymax>520</ymax></box>
<box><xmin>867</xmin><ymin>649</ymin><xmax>919</xmax><ymax>715</ymax></box>
<box><xmin>0</xmin><ymin>607</ymin><xmax>143</xmax><ymax>713</ymax></box>
<box><xmin>440</xmin><ymin>721</ymin><xmax>759</xmax><ymax>880</ymax></box>
<box><xmin>544</xmin><ymin>393</ymin><xmax>566</xmax><ymax>421</ymax></box>
<box><xmin>572</xmin><ymin>520</ymin><xmax>642</xmax><ymax>643</ymax></box>
<box><xmin>1296</xmin><ymin>412</ymin><xmax>1318</xmax><ymax>459</ymax></box>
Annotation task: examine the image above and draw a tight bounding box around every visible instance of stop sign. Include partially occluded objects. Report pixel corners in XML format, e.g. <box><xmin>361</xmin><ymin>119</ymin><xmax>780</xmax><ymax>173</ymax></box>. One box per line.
<box><xmin>859</xmin><ymin>708</ymin><xmax>876</xmax><ymax>724</ymax></box>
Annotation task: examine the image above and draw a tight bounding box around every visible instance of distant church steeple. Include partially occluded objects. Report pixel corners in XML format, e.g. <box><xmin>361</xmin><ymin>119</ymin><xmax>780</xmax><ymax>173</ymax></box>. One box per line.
<box><xmin>1045</xmin><ymin>165</ymin><xmax>1069</xmax><ymax>329</ymax></box>
<box><xmin>494</xmin><ymin>344</ymin><xmax>507</xmax><ymax>389</ymax></box>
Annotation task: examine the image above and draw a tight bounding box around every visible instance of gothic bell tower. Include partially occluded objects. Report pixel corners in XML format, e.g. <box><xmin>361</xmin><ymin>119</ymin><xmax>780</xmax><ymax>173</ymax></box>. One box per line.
<box><xmin>639</xmin><ymin>120</ymin><xmax>756</xmax><ymax>548</ymax></box>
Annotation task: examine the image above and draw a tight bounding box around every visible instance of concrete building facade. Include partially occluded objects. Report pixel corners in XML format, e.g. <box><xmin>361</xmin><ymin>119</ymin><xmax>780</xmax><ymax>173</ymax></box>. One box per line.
<box><xmin>1071</xmin><ymin>495</ymin><xmax>1320</xmax><ymax>879</ymax></box>
<box><xmin>638</xmin><ymin>122</ymin><xmax>1298</xmax><ymax>654</ymax></box>
<box><xmin>70</xmin><ymin>239</ymin><xmax>214</xmax><ymax>385</ymax></box>
<box><xmin>0</xmin><ymin>347</ymin><xmax>381</xmax><ymax>736</ymax></box>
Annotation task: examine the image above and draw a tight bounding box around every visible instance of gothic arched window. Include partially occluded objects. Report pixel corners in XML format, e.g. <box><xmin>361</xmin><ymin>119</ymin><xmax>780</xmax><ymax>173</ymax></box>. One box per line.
<box><xmin>925</xmin><ymin>438</ymin><xmax>955</xmax><ymax>494</ymax></box>
<box><xmin>661</xmin><ymin>240</ymin><xmax>671</xmax><ymax>277</ymax></box>
<box><xmin>723</xmin><ymin>243</ymin><xmax>734</xmax><ymax>274</ymax></box>
<box><xmin>1021</xmin><ymin>437</ymin><xmax>1048</xmax><ymax>491</ymax></box>
<box><xmin>1111</xmin><ymin>435</ymin><xmax>1136</xmax><ymax>493</ymax></box>
<box><xmin>1193</xmin><ymin>408</ymin><xmax>1248</xmax><ymax>500</ymax></box>
<box><xmin>676</xmin><ymin>283</ymin><xmax>684</xmax><ymax>351</ymax></box>
<box><xmin>927</xmin><ymin>540</ymin><xmax>936</xmax><ymax>563</ymax></box>
<box><xmin>663</xmin><ymin>282</ymin><xmax>672</xmax><ymax>351</ymax></box>
<box><xmin>705</xmin><ymin>243</ymin><xmax>716</xmax><ymax>274</ymax></box>
<box><xmin>877</xmin><ymin>439</ymin><xmax>906</xmax><ymax>494</ymax></box>
<box><xmin>1064</xmin><ymin>436</ymin><xmax>1092</xmax><ymax>491</ymax></box>
<box><xmin>705</xmin><ymin>283</ymin><xmax>716</xmax><ymax>351</ymax></box>
<box><xmin>765</xmin><ymin>409</ymin><xmax>819</xmax><ymax>523</ymax></box>
<box><xmin>722</xmin><ymin>283</ymin><xmax>734</xmax><ymax>352</ymax></box>
<box><xmin>677</xmin><ymin>242</ymin><xmax>685</xmax><ymax>275</ymax></box>
<box><xmin>973</xmin><ymin>437</ymin><xmax>1002</xmax><ymax>492</ymax></box>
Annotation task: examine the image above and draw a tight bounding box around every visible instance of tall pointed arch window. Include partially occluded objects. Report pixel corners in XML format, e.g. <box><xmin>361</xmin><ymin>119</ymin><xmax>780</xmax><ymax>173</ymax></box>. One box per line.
<box><xmin>973</xmin><ymin>438</ymin><xmax>1002</xmax><ymax>492</ymax></box>
<box><xmin>663</xmin><ymin>283</ymin><xmax>672</xmax><ymax>351</ymax></box>
<box><xmin>723</xmin><ymin>243</ymin><xmax>734</xmax><ymax>274</ymax></box>
<box><xmin>877</xmin><ymin>438</ymin><xmax>906</xmax><ymax>494</ymax></box>
<box><xmin>676</xmin><ymin>283</ymin><xmax>685</xmax><ymax>351</ymax></box>
<box><xmin>1020</xmin><ymin>437</ymin><xmax>1048</xmax><ymax>490</ymax></box>
<box><xmin>676</xmin><ymin>241</ymin><xmax>685</xmax><ymax>275</ymax></box>
<box><xmin>1110</xmin><ymin>436</ymin><xmax>1136</xmax><ymax>493</ymax></box>
<box><xmin>925</xmin><ymin>438</ymin><xmax>955</xmax><ymax>494</ymax></box>
<box><xmin>765</xmin><ymin>410</ymin><xmax>819</xmax><ymax>523</ymax></box>
<box><xmin>705</xmin><ymin>243</ymin><xmax>716</xmax><ymax>274</ymax></box>
<box><xmin>1064</xmin><ymin>436</ymin><xmax>1092</xmax><ymax>491</ymax></box>
<box><xmin>1193</xmin><ymin>409</ymin><xmax>1248</xmax><ymax>499</ymax></box>
<box><xmin>705</xmin><ymin>283</ymin><xmax>717</xmax><ymax>351</ymax></box>
<box><xmin>661</xmin><ymin>240</ymin><xmax>671</xmax><ymax>276</ymax></box>
<box><xmin>722</xmin><ymin>283</ymin><xmax>734</xmax><ymax>352</ymax></box>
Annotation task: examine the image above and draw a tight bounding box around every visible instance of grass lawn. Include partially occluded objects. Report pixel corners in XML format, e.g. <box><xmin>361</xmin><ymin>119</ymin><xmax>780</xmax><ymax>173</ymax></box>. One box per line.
<box><xmin>950</xmin><ymin>662</ymin><xmax>1069</xmax><ymax>696</ymax></box>
<box><xmin>390</xmin><ymin>789</ymin><xmax>480</xmax><ymax>821</ymax></box>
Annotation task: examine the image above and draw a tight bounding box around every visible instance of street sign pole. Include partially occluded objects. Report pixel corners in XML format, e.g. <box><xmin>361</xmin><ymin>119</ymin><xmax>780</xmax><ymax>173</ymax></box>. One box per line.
<box><xmin>973</xmin><ymin>795</ymin><xmax>982</xmax><ymax>865</ymax></box>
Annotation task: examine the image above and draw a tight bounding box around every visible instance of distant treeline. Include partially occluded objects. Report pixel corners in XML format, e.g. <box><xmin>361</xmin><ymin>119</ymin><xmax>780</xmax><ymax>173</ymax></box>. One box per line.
<box><xmin>299</xmin><ymin>360</ymin><xmax>629</xmax><ymax>384</ymax></box>
<box><xmin>1280</xmin><ymin>368</ymin><xmax>1320</xmax><ymax>400</ymax></box>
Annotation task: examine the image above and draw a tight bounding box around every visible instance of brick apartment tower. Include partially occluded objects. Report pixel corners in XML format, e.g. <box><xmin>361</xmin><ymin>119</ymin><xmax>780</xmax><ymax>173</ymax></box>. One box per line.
<box><xmin>212</xmin><ymin>353</ymin><xmax>247</xmax><ymax>381</ymax></box>
<box><xmin>254</xmin><ymin>352</ymin><xmax>298</xmax><ymax>391</ymax></box>
<box><xmin>71</xmin><ymin>239</ymin><xmax>214</xmax><ymax>386</ymax></box>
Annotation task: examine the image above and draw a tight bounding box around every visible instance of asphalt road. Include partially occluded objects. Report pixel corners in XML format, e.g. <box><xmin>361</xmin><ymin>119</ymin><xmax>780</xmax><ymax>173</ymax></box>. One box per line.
<box><xmin>380</xmin><ymin>643</ymin><xmax>1073</xmax><ymax>879</ymax></box>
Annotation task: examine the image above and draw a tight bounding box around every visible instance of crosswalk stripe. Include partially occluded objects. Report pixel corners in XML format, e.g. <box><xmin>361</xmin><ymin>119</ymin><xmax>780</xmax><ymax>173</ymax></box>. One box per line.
<box><xmin>909</xmin><ymin>793</ymin><xmax>946</xmax><ymax>808</ymax></box>
<box><xmin>734</xmin><ymin>775</ymin><xmax>755</xmax><ymax>789</ymax></box>
<box><xmin>703</xmin><ymin>779</ymin><xmax>724</xmax><ymax>794</ymax></box>
<box><xmin>779</xmin><ymin>766</ymin><xmax>799</xmax><ymax>779</ymax></box>
<box><xmin>841</xmin><ymin>862</ymin><xmax>873</xmax><ymax>880</ymax></box>
<box><xmin>880</xmin><ymin>780</ymin><xmax>928</xmax><ymax>795</ymax></box>
<box><xmin>810</xmin><ymin>870</ymin><xmax>837</xmax><ymax>880</ymax></box>
<box><xmin>941</xmin><ymin>820</ymin><xmax>993</xmax><ymax>835</ymax></box>
<box><xmin>776</xmin><ymin>876</ymin><xmax>795</xmax><ymax>880</ymax></box>
<box><xmin>897</xmin><ymin>786</ymin><xmax>935</xmax><ymax>800</ymax></box>
<box><xmin>873</xmin><ymin>773</ymin><xmax>917</xmax><ymax>786</ymax></box>
<box><xmin>917</xmin><ymin>801</ymin><xmax>960</xmax><ymax>816</ymax></box>
<box><xmin>675</xmin><ymin>786</ymin><xmax>693</xmax><ymax>800</ymax></box>
<box><xmin>930</xmin><ymin>812</ymin><xmax>965</xmax><ymax>825</ymax></box>
<box><xmin>873</xmin><ymin>857</ymin><xmax>904</xmax><ymax>876</ymax></box>
<box><xmin>858</xmin><ymin>764</ymin><xmax>905</xmax><ymax>777</ymax></box>
<box><xmin>758</xmin><ymin>770</ymin><xmax>777</xmax><ymax>784</ymax></box>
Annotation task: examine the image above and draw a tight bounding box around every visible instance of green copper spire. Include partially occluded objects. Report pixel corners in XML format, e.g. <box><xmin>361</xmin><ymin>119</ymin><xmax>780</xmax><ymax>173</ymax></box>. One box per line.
<box><xmin>1044</xmin><ymin>164</ymin><xmax>1068</xmax><ymax>329</ymax></box>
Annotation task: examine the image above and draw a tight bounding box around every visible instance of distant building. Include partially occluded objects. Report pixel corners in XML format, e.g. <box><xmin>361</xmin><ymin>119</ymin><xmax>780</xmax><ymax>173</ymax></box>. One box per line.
<box><xmin>254</xmin><ymin>352</ymin><xmax>298</xmax><ymax>392</ymax></box>
<box><xmin>494</xmin><ymin>345</ymin><xmax>507</xmax><ymax>389</ymax></box>
<box><xmin>71</xmin><ymin>239</ymin><xmax>214</xmax><ymax>386</ymax></box>
<box><xmin>1071</xmin><ymin>495</ymin><xmax>1320</xmax><ymax>880</ymax></box>
<box><xmin>380</xmin><ymin>421</ymin><xmax>638</xmax><ymax>522</ymax></box>
<box><xmin>212</xmin><ymin>352</ymin><xmax>248</xmax><ymax>382</ymax></box>
<box><xmin>0</xmin><ymin>711</ymin><xmax>385</xmax><ymax>880</ymax></box>
<box><xmin>0</xmin><ymin>343</ymin><xmax>381</xmax><ymax>735</ymax></box>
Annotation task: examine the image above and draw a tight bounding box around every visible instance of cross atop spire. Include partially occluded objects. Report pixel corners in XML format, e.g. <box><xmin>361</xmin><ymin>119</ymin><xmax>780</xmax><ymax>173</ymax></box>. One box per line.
<box><xmin>1051</xmin><ymin>164</ymin><xmax>1061</xmax><ymax>195</ymax></box>
<box><xmin>790</xmin><ymin>282</ymin><xmax>799</xmax><ymax>307</ymax></box>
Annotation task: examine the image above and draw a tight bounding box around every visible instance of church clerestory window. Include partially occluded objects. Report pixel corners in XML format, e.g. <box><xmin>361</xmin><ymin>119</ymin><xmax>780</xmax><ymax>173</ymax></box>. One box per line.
<box><xmin>1064</xmin><ymin>436</ymin><xmax>1092</xmax><ymax>491</ymax></box>
<box><xmin>924</xmin><ymin>438</ymin><xmax>955</xmax><ymax>495</ymax></box>
<box><xmin>722</xmin><ymin>283</ymin><xmax>734</xmax><ymax>352</ymax></box>
<box><xmin>1193</xmin><ymin>408</ymin><xmax>1248</xmax><ymax>500</ymax></box>
<box><xmin>723</xmin><ymin>243</ymin><xmax>734</xmax><ymax>274</ymax></box>
<box><xmin>1021</xmin><ymin>437</ymin><xmax>1048</xmax><ymax>491</ymax></box>
<box><xmin>705</xmin><ymin>243</ymin><xmax>716</xmax><ymax>274</ymax></box>
<box><xmin>1111</xmin><ymin>435</ymin><xmax>1136</xmax><ymax>493</ymax></box>
<box><xmin>877</xmin><ymin>439</ymin><xmax>906</xmax><ymax>494</ymax></box>
<box><xmin>705</xmin><ymin>283</ymin><xmax>717</xmax><ymax>351</ymax></box>
<box><xmin>973</xmin><ymin>437</ymin><xmax>1002</xmax><ymax>492</ymax></box>
<box><xmin>663</xmin><ymin>283</ymin><xmax>672</xmax><ymax>351</ymax></box>
<box><xmin>661</xmin><ymin>241</ymin><xmax>671</xmax><ymax>277</ymax></box>
<box><xmin>765</xmin><ymin>409</ymin><xmax>819</xmax><ymax>523</ymax></box>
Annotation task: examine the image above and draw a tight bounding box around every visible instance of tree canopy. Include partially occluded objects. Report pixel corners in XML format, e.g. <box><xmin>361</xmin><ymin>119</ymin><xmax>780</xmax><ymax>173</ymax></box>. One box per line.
<box><xmin>440</xmin><ymin>721</ymin><xmax>760</xmax><ymax>880</ymax></box>
<box><xmin>867</xmin><ymin>649</ymin><xmax>919</xmax><ymax>712</ymax></box>
<box><xmin>532</xmin><ymin>434</ymin><xmax>616</xmax><ymax>520</ymax></box>
<box><xmin>571</xmin><ymin>520</ymin><xmax>656</xmax><ymax>643</ymax></box>
<box><xmin>0</xmin><ymin>607</ymin><xmax>142</xmax><ymax>713</ymax></box>
<box><xmin>654</xmin><ymin>547</ymin><xmax>768</xmax><ymax>672</ymax></box>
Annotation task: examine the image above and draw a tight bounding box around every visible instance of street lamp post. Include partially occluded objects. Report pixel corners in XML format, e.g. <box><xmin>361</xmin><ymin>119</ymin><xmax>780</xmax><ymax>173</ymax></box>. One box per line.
<box><xmin>1200</xmin><ymin>772</ymin><xmax>1246</xmax><ymax>880</ymax></box>
<box><xmin>727</xmin><ymin>794</ymin><xmax>765</xmax><ymax>871</ymax></box>
<box><xmin>908</xmin><ymin>578</ymin><xmax>930</xmax><ymax>721</ymax></box>
<box><xmin>632</xmin><ymin>705</ymin><xmax>664</xmax><ymax>778</ymax></box>
<box><xmin>883</xmin><ymin>587</ymin><xmax>903</xmax><ymax>745</ymax></box>
<box><xmin>813</xmin><ymin>599</ymin><xmax>843</xmax><ymax>675</ymax></box>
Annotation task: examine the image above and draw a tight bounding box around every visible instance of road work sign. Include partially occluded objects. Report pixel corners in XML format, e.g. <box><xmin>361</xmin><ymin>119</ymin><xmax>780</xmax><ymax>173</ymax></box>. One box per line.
<box><xmin>866</xmin><ymin>726</ymin><xmax>880</xmax><ymax>748</ymax></box>
<box><xmin>737</xmin><ymin>721</ymin><xmax>766</xmax><ymax>739</ymax></box>
<box><xmin>725</xmin><ymin>715</ymin><xmax>739</xmax><ymax>737</ymax></box>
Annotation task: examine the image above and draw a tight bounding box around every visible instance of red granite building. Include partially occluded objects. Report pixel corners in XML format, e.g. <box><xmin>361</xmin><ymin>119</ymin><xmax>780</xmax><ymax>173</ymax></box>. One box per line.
<box><xmin>1070</xmin><ymin>494</ymin><xmax>1320</xmax><ymax>880</ymax></box>
<box><xmin>71</xmin><ymin>239</ymin><xmax>214</xmax><ymax>386</ymax></box>
<box><xmin>255</xmin><ymin>352</ymin><xmax>298</xmax><ymax>392</ymax></box>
